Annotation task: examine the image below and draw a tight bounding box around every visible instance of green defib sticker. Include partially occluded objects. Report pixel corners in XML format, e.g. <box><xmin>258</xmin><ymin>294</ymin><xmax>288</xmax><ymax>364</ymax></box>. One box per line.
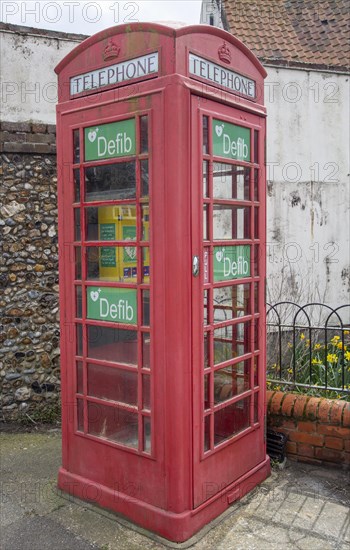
<box><xmin>212</xmin><ymin>119</ymin><xmax>250</xmax><ymax>161</ymax></box>
<box><xmin>100</xmin><ymin>224</ymin><xmax>117</xmax><ymax>267</ymax></box>
<box><xmin>214</xmin><ymin>245</ymin><xmax>250</xmax><ymax>282</ymax></box>
<box><xmin>100</xmin><ymin>247</ymin><xmax>116</xmax><ymax>268</ymax></box>
<box><xmin>84</xmin><ymin>118</ymin><xmax>136</xmax><ymax>161</ymax></box>
<box><xmin>100</xmin><ymin>223</ymin><xmax>116</xmax><ymax>240</ymax></box>
<box><xmin>87</xmin><ymin>287</ymin><xmax>137</xmax><ymax>324</ymax></box>
<box><xmin>123</xmin><ymin>226</ymin><xmax>136</xmax><ymax>263</ymax></box>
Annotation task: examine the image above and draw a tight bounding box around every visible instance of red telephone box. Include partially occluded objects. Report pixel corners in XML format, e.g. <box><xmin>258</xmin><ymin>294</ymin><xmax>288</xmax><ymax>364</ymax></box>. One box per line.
<box><xmin>55</xmin><ymin>23</ymin><xmax>270</xmax><ymax>542</ymax></box>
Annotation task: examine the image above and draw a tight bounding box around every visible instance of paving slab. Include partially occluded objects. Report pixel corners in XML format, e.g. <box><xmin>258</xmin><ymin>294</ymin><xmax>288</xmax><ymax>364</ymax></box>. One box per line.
<box><xmin>0</xmin><ymin>429</ymin><xmax>349</xmax><ymax>550</ymax></box>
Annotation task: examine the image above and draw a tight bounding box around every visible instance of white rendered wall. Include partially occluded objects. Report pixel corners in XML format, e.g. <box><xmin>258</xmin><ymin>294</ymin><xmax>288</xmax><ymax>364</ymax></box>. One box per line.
<box><xmin>0</xmin><ymin>26</ymin><xmax>83</xmax><ymax>124</ymax></box>
<box><xmin>1</xmin><ymin>25</ymin><xmax>349</xmax><ymax>311</ymax></box>
<box><xmin>264</xmin><ymin>67</ymin><xmax>350</xmax><ymax>310</ymax></box>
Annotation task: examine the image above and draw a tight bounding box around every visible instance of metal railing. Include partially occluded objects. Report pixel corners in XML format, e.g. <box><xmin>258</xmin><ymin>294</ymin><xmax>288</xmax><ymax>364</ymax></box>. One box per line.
<box><xmin>266</xmin><ymin>302</ymin><xmax>350</xmax><ymax>399</ymax></box>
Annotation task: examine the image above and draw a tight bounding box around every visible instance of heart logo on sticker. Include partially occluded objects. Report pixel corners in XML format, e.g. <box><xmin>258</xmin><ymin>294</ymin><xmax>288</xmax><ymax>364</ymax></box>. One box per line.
<box><xmin>90</xmin><ymin>291</ymin><xmax>99</xmax><ymax>302</ymax></box>
<box><xmin>88</xmin><ymin>128</ymin><xmax>99</xmax><ymax>143</ymax></box>
<box><xmin>216</xmin><ymin>250</ymin><xmax>223</xmax><ymax>262</ymax></box>
<box><xmin>124</xmin><ymin>247</ymin><xmax>136</xmax><ymax>261</ymax></box>
<box><xmin>215</xmin><ymin>124</ymin><xmax>224</xmax><ymax>137</ymax></box>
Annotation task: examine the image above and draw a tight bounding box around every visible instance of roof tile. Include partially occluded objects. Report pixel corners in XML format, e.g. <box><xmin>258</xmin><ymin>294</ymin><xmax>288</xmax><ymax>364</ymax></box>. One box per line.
<box><xmin>223</xmin><ymin>0</ymin><xmax>350</xmax><ymax>71</ymax></box>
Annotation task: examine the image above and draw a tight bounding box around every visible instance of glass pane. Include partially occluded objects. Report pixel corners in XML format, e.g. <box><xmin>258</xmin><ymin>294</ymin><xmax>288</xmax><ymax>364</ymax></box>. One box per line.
<box><xmin>213</xmin><ymin>284</ymin><xmax>250</xmax><ymax>322</ymax></box>
<box><xmin>76</xmin><ymin>286</ymin><xmax>82</xmax><ymax>318</ymax></box>
<box><xmin>73</xmin><ymin>129</ymin><xmax>80</xmax><ymax>164</ymax></box>
<box><xmin>254</xmin><ymin>319</ymin><xmax>260</xmax><ymax>351</ymax></box>
<box><xmin>203</xmin><ymin>160</ymin><xmax>209</xmax><ymax>197</ymax></box>
<box><xmin>87</xmin><ymin>326</ymin><xmax>137</xmax><ymax>365</ymax></box>
<box><xmin>254</xmin><ymin>130</ymin><xmax>259</xmax><ymax>164</ymax></box>
<box><xmin>214</xmin><ymin>322</ymin><xmax>251</xmax><ymax>365</ymax></box>
<box><xmin>254</xmin><ymin>392</ymin><xmax>259</xmax><ymax>423</ymax></box>
<box><xmin>142</xmin><ymin>247</ymin><xmax>150</xmax><ymax>282</ymax></box>
<box><xmin>76</xmin><ymin>324</ymin><xmax>83</xmax><ymax>356</ymax></box>
<box><xmin>74</xmin><ymin>208</ymin><xmax>81</xmax><ymax>241</ymax></box>
<box><xmin>141</xmin><ymin>159</ymin><xmax>149</xmax><ymax>197</ymax></box>
<box><xmin>254</xmin><ymin>356</ymin><xmax>259</xmax><ymax>386</ymax></box>
<box><xmin>140</xmin><ymin>115</ymin><xmax>149</xmax><ymax>154</ymax></box>
<box><xmin>75</xmin><ymin>247</ymin><xmax>81</xmax><ymax>280</ymax></box>
<box><xmin>214</xmin><ymin>360</ymin><xmax>250</xmax><ymax>403</ymax></box>
<box><xmin>142</xmin><ymin>333</ymin><xmax>151</xmax><ymax>369</ymax></box>
<box><xmin>204</xmin><ymin>414</ymin><xmax>210</xmax><ymax>452</ymax></box>
<box><xmin>76</xmin><ymin>361</ymin><xmax>83</xmax><ymax>394</ymax></box>
<box><xmin>85</xmin><ymin>162</ymin><xmax>136</xmax><ymax>202</ymax></box>
<box><xmin>254</xmin><ymin>169</ymin><xmax>259</xmax><ymax>202</ymax></box>
<box><xmin>87</xmin><ymin>246</ymin><xmax>115</xmax><ymax>281</ymax></box>
<box><xmin>142</xmin><ymin>375</ymin><xmax>150</xmax><ymax>410</ymax></box>
<box><xmin>253</xmin><ymin>244</ymin><xmax>259</xmax><ymax>276</ymax></box>
<box><xmin>204</xmin><ymin>331</ymin><xmax>210</xmax><ymax>369</ymax></box>
<box><xmin>203</xmin><ymin>205</ymin><xmax>209</xmax><ymax>240</ymax></box>
<box><xmin>87</xmin><ymin>363</ymin><xmax>137</xmax><ymax>405</ymax></box>
<box><xmin>142</xmin><ymin>290</ymin><xmax>150</xmax><ymax>326</ymax></box>
<box><xmin>74</xmin><ymin>169</ymin><xmax>80</xmax><ymax>202</ymax></box>
<box><xmin>213</xmin><ymin>164</ymin><xmax>250</xmax><ymax>200</ymax></box>
<box><xmin>214</xmin><ymin>397</ymin><xmax>250</xmax><ymax>445</ymax></box>
<box><xmin>254</xmin><ymin>207</ymin><xmax>259</xmax><ymax>239</ymax></box>
<box><xmin>77</xmin><ymin>398</ymin><xmax>84</xmax><ymax>431</ymax></box>
<box><xmin>143</xmin><ymin>416</ymin><xmax>151</xmax><ymax>453</ymax></box>
<box><xmin>142</xmin><ymin>204</ymin><xmax>150</xmax><ymax>241</ymax></box>
<box><xmin>213</xmin><ymin>205</ymin><xmax>251</xmax><ymax>240</ymax></box>
<box><xmin>254</xmin><ymin>282</ymin><xmax>259</xmax><ymax>314</ymax></box>
<box><xmin>203</xmin><ymin>115</ymin><xmax>209</xmax><ymax>154</ymax></box>
<box><xmin>204</xmin><ymin>373</ymin><xmax>210</xmax><ymax>410</ymax></box>
<box><xmin>86</xmin><ymin>205</ymin><xmax>136</xmax><ymax>242</ymax></box>
<box><xmin>86</xmin><ymin>246</ymin><xmax>137</xmax><ymax>282</ymax></box>
<box><xmin>87</xmin><ymin>402</ymin><xmax>138</xmax><ymax>448</ymax></box>
<box><xmin>204</xmin><ymin>290</ymin><xmax>209</xmax><ymax>325</ymax></box>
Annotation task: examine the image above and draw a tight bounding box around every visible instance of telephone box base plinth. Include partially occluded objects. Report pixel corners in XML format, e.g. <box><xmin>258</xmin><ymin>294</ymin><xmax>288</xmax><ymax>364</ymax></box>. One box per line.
<box><xmin>58</xmin><ymin>457</ymin><xmax>270</xmax><ymax>543</ymax></box>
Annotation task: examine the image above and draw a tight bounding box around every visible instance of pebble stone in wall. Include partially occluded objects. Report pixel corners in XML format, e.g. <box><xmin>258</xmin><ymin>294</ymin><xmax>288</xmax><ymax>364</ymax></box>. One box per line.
<box><xmin>0</xmin><ymin>141</ymin><xmax>61</xmax><ymax>423</ymax></box>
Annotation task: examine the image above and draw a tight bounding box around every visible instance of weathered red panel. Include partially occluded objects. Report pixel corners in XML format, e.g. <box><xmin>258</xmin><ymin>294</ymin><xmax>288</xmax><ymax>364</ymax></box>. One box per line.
<box><xmin>55</xmin><ymin>22</ymin><xmax>269</xmax><ymax>542</ymax></box>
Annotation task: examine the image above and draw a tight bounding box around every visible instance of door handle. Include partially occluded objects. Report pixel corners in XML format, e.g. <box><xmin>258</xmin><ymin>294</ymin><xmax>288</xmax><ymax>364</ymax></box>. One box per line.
<box><xmin>192</xmin><ymin>255</ymin><xmax>200</xmax><ymax>277</ymax></box>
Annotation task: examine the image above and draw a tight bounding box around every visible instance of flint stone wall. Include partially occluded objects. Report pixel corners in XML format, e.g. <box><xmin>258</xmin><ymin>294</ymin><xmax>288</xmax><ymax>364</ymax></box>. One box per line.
<box><xmin>0</xmin><ymin>121</ymin><xmax>60</xmax><ymax>421</ymax></box>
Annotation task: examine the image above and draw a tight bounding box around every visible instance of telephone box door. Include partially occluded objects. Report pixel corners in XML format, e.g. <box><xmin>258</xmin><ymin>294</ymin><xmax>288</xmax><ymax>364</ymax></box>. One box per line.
<box><xmin>58</xmin><ymin>93</ymin><xmax>168</xmax><ymax>509</ymax></box>
<box><xmin>191</xmin><ymin>96</ymin><xmax>267</xmax><ymax>508</ymax></box>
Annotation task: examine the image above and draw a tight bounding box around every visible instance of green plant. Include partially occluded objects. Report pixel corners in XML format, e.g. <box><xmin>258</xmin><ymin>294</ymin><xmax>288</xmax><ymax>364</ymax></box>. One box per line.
<box><xmin>267</xmin><ymin>330</ymin><xmax>350</xmax><ymax>401</ymax></box>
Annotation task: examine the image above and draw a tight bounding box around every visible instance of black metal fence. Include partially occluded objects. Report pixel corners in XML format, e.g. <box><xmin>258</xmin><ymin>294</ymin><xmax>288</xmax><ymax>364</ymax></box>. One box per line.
<box><xmin>266</xmin><ymin>302</ymin><xmax>350</xmax><ymax>399</ymax></box>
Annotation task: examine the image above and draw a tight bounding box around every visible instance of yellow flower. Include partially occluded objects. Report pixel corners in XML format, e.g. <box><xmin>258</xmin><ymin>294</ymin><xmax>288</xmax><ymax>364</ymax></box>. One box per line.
<box><xmin>345</xmin><ymin>351</ymin><xmax>350</xmax><ymax>361</ymax></box>
<box><xmin>300</xmin><ymin>333</ymin><xmax>305</xmax><ymax>340</ymax></box>
<box><xmin>287</xmin><ymin>368</ymin><xmax>293</xmax><ymax>374</ymax></box>
<box><xmin>287</xmin><ymin>343</ymin><xmax>293</xmax><ymax>349</ymax></box>
<box><xmin>312</xmin><ymin>358</ymin><xmax>322</xmax><ymax>365</ymax></box>
<box><xmin>331</xmin><ymin>336</ymin><xmax>340</xmax><ymax>343</ymax></box>
<box><xmin>337</xmin><ymin>342</ymin><xmax>347</xmax><ymax>350</ymax></box>
<box><xmin>314</xmin><ymin>343</ymin><xmax>322</xmax><ymax>350</ymax></box>
<box><xmin>327</xmin><ymin>353</ymin><xmax>338</xmax><ymax>363</ymax></box>
<box><xmin>344</xmin><ymin>330</ymin><xmax>349</xmax><ymax>335</ymax></box>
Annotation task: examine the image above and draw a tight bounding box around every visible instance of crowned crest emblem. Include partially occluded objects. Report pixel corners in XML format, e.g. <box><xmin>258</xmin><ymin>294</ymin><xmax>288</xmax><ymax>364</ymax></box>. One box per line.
<box><xmin>103</xmin><ymin>39</ymin><xmax>120</xmax><ymax>61</ymax></box>
<box><xmin>218</xmin><ymin>41</ymin><xmax>231</xmax><ymax>64</ymax></box>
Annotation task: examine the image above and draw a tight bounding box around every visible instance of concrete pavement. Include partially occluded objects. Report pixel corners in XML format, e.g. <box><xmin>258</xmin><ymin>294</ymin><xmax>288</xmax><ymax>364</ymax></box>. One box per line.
<box><xmin>0</xmin><ymin>429</ymin><xmax>349</xmax><ymax>549</ymax></box>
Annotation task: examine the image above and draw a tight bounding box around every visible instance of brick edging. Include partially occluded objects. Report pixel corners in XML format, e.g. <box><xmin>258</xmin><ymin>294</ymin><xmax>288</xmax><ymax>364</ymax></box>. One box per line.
<box><xmin>266</xmin><ymin>391</ymin><xmax>350</xmax><ymax>467</ymax></box>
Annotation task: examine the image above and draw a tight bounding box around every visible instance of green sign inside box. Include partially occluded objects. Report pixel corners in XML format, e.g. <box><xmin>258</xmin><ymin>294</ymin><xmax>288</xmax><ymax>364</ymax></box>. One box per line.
<box><xmin>214</xmin><ymin>245</ymin><xmax>250</xmax><ymax>282</ymax></box>
<box><xmin>84</xmin><ymin>118</ymin><xmax>136</xmax><ymax>161</ymax></box>
<box><xmin>87</xmin><ymin>287</ymin><xmax>137</xmax><ymax>324</ymax></box>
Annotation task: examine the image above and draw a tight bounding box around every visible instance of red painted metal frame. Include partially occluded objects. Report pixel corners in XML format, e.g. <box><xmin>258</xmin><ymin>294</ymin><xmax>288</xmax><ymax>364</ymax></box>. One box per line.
<box><xmin>55</xmin><ymin>23</ymin><xmax>269</xmax><ymax>542</ymax></box>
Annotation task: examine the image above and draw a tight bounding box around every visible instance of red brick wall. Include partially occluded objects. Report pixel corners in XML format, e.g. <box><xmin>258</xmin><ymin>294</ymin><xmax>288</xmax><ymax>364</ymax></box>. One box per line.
<box><xmin>267</xmin><ymin>391</ymin><xmax>350</xmax><ymax>468</ymax></box>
